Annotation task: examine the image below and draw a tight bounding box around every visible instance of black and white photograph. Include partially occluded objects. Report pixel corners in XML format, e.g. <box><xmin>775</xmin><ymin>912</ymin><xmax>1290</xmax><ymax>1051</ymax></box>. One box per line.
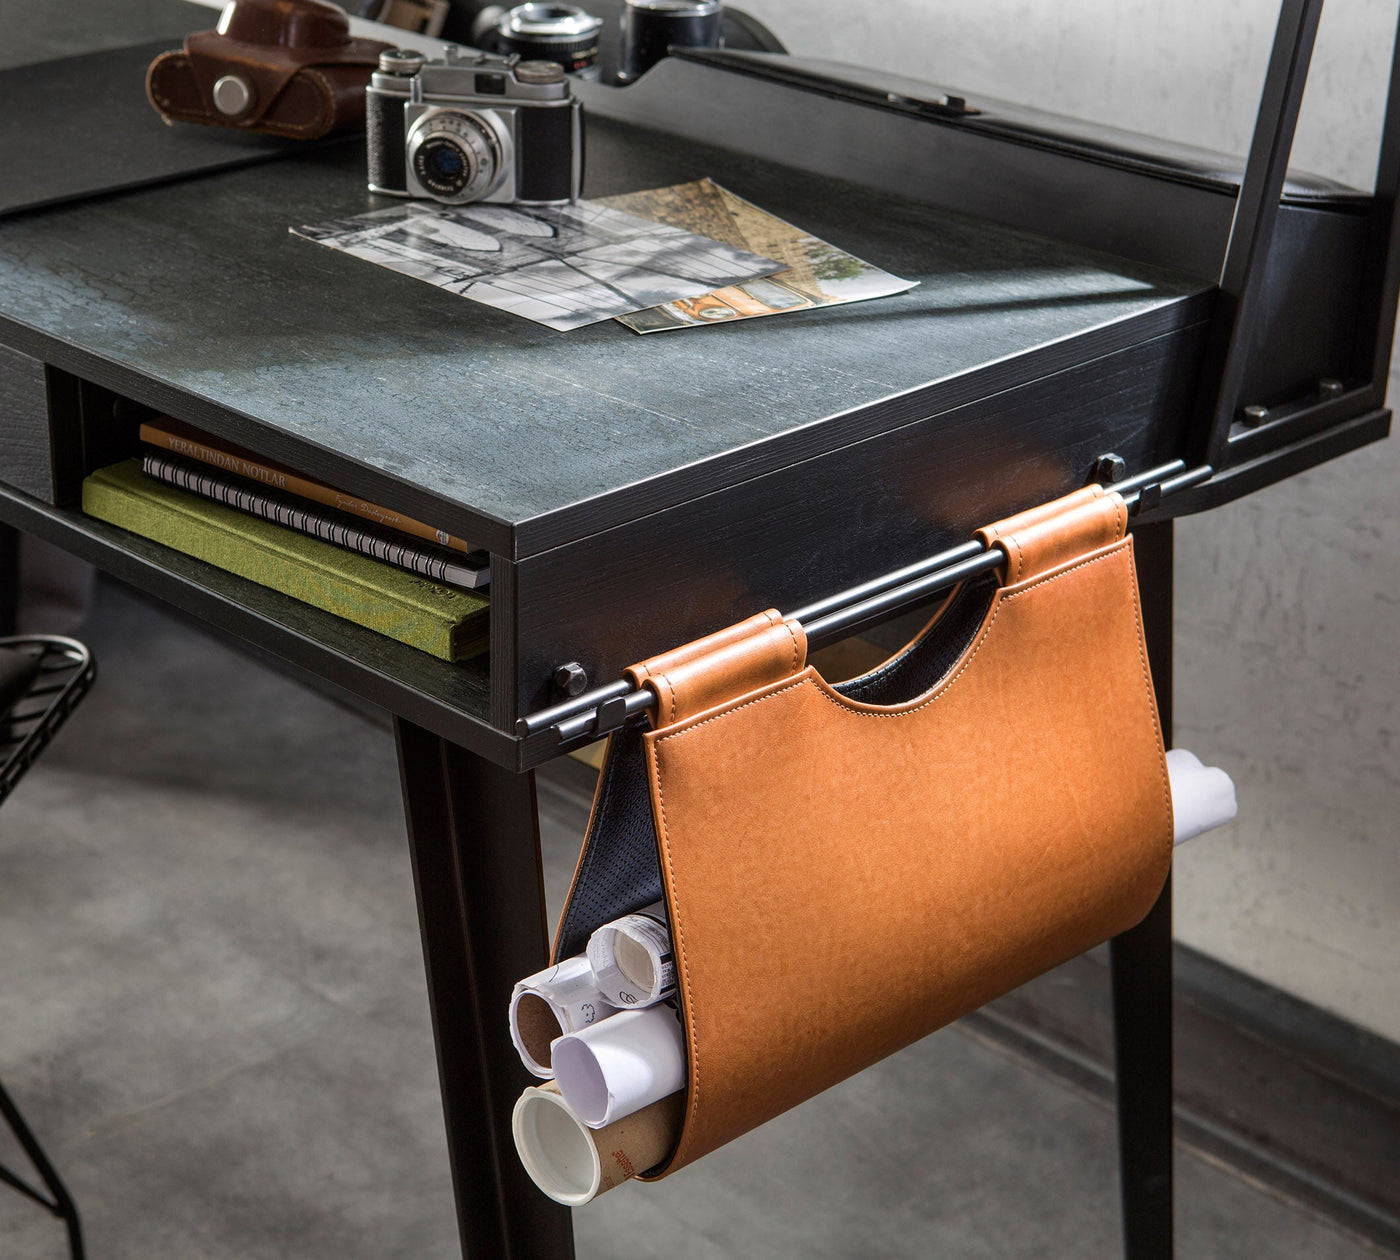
<box><xmin>292</xmin><ymin>200</ymin><xmax>781</xmax><ymax>330</ymax></box>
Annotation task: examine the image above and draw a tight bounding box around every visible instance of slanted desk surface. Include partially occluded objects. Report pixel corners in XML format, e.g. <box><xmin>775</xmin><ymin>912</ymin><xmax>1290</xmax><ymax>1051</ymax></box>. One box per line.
<box><xmin>0</xmin><ymin>0</ymin><xmax>1207</xmax><ymax>560</ymax></box>
<box><xmin>0</xmin><ymin>0</ymin><xmax>1214</xmax><ymax>759</ymax></box>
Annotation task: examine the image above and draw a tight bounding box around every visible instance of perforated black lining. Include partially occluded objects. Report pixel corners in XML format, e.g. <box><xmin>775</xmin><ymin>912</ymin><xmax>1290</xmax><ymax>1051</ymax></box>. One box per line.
<box><xmin>555</xmin><ymin>577</ymin><xmax>999</xmax><ymax>958</ymax></box>
<box><xmin>833</xmin><ymin>577</ymin><xmax>997</xmax><ymax>706</ymax></box>
<box><xmin>556</xmin><ymin>723</ymin><xmax>665</xmax><ymax>960</ymax></box>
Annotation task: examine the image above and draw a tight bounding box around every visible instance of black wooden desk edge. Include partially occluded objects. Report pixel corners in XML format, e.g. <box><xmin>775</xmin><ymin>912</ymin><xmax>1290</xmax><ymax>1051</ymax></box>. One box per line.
<box><xmin>0</xmin><ymin>288</ymin><xmax>1214</xmax><ymax>564</ymax></box>
<box><xmin>0</xmin><ymin>313</ymin><xmax>522</xmax><ymax>559</ymax></box>
<box><xmin>511</xmin><ymin>290</ymin><xmax>1216</xmax><ymax>556</ymax></box>
<box><xmin>0</xmin><ymin>486</ymin><xmax>514</xmax><ymax>765</ymax></box>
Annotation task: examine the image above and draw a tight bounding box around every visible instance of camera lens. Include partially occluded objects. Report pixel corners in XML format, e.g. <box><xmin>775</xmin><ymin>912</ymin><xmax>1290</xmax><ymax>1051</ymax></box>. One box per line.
<box><xmin>619</xmin><ymin>0</ymin><xmax>722</xmax><ymax>83</ymax></box>
<box><xmin>407</xmin><ymin>111</ymin><xmax>505</xmax><ymax>203</ymax></box>
<box><xmin>495</xmin><ymin>3</ymin><xmax>603</xmax><ymax>79</ymax></box>
<box><xmin>420</xmin><ymin>140</ymin><xmax>467</xmax><ymax>190</ymax></box>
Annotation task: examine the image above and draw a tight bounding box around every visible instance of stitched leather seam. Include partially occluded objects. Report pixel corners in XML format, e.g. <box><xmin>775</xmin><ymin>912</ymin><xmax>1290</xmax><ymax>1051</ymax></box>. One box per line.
<box><xmin>1005</xmin><ymin>534</ymin><xmax>1023</xmax><ymax>585</ymax></box>
<box><xmin>839</xmin><ymin>585</ymin><xmax>964</xmax><ymax>700</ymax></box>
<box><xmin>654</xmin><ymin>670</ymin><xmax>676</xmax><ymax>727</ymax></box>
<box><xmin>782</xmin><ymin>620</ymin><xmax>801</xmax><ymax>674</ymax></box>
<box><xmin>1120</xmin><ymin>546</ymin><xmax>1176</xmax><ymax>883</ymax></box>
<box><xmin>653</xmin><ymin>546</ymin><xmax>1127</xmax><ymax>740</ymax></box>
<box><xmin>648</xmin><ymin>743</ymin><xmax>698</xmax><ymax>1170</ymax></box>
<box><xmin>812</xmin><ymin>548</ymin><xmax>1125</xmax><ymax>716</ymax></box>
<box><xmin>653</xmin><ymin>674</ymin><xmax>813</xmax><ymax>744</ymax></box>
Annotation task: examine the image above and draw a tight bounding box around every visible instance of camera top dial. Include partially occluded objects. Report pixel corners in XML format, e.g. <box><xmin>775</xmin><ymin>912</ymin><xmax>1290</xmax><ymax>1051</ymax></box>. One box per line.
<box><xmin>406</xmin><ymin>111</ymin><xmax>507</xmax><ymax>204</ymax></box>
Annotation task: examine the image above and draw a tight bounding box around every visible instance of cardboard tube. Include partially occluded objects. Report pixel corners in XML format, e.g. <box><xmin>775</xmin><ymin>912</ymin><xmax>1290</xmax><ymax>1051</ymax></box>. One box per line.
<box><xmin>552</xmin><ymin>1003</ymin><xmax>686</xmax><ymax>1128</ymax></box>
<box><xmin>509</xmin><ymin>956</ymin><xmax>617</xmax><ymax>1078</ymax></box>
<box><xmin>1166</xmin><ymin>749</ymin><xmax>1238</xmax><ymax>845</ymax></box>
<box><xmin>587</xmin><ymin>901</ymin><xmax>676</xmax><ymax>1008</ymax></box>
<box><xmin>512</xmin><ymin>1080</ymin><xmax>684</xmax><ymax>1206</ymax></box>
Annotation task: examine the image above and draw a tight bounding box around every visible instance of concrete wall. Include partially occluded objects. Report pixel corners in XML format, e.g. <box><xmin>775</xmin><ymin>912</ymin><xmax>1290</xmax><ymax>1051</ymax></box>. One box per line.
<box><xmin>743</xmin><ymin>0</ymin><xmax>1400</xmax><ymax>1040</ymax></box>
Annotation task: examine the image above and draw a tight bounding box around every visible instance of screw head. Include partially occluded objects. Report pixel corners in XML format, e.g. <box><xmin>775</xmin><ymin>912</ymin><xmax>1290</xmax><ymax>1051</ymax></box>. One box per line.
<box><xmin>1093</xmin><ymin>453</ymin><xmax>1127</xmax><ymax>484</ymax></box>
<box><xmin>553</xmin><ymin>661</ymin><xmax>588</xmax><ymax>697</ymax></box>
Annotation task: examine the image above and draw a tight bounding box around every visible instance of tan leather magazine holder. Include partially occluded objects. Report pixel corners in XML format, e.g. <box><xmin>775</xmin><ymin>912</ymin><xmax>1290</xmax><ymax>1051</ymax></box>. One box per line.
<box><xmin>552</xmin><ymin>486</ymin><xmax>1173</xmax><ymax>1178</ymax></box>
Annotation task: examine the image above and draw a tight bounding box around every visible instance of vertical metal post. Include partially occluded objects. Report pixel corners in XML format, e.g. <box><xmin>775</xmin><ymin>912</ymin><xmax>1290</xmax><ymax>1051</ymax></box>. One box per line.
<box><xmin>1110</xmin><ymin>519</ymin><xmax>1175</xmax><ymax>1260</ymax></box>
<box><xmin>0</xmin><ymin>523</ymin><xmax>19</xmax><ymax>637</ymax></box>
<box><xmin>1360</xmin><ymin>8</ymin><xmax>1400</xmax><ymax>390</ymax></box>
<box><xmin>1190</xmin><ymin>0</ymin><xmax>1325</xmax><ymax>467</ymax></box>
<box><xmin>395</xmin><ymin>718</ymin><xmax>575</xmax><ymax>1260</ymax></box>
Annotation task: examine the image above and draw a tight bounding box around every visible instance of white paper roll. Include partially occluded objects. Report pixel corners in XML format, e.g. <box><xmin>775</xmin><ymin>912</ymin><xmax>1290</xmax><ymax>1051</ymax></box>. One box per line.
<box><xmin>512</xmin><ymin>1080</ymin><xmax>684</xmax><ymax>1206</ymax></box>
<box><xmin>587</xmin><ymin>901</ymin><xmax>676</xmax><ymax>1008</ymax></box>
<box><xmin>509</xmin><ymin>956</ymin><xmax>617</xmax><ymax>1078</ymax></box>
<box><xmin>1166</xmin><ymin>748</ymin><xmax>1238</xmax><ymax>845</ymax></box>
<box><xmin>552</xmin><ymin>1003</ymin><xmax>686</xmax><ymax>1128</ymax></box>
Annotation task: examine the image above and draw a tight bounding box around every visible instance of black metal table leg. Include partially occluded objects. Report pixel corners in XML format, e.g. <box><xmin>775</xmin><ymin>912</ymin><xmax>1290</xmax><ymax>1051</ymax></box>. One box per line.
<box><xmin>0</xmin><ymin>1078</ymin><xmax>85</xmax><ymax>1260</ymax></box>
<box><xmin>1111</xmin><ymin>519</ymin><xmax>1175</xmax><ymax>1259</ymax></box>
<box><xmin>0</xmin><ymin>522</ymin><xmax>19</xmax><ymax>636</ymax></box>
<box><xmin>395</xmin><ymin>717</ymin><xmax>576</xmax><ymax>1260</ymax></box>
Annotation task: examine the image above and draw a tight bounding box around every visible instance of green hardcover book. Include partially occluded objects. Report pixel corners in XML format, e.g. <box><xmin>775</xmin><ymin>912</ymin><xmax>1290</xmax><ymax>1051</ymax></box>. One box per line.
<box><xmin>83</xmin><ymin>460</ymin><xmax>488</xmax><ymax>662</ymax></box>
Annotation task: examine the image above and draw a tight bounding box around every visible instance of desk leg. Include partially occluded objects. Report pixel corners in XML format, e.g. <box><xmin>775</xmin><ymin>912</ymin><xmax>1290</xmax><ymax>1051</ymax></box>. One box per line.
<box><xmin>394</xmin><ymin>718</ymin><xmax>576</xmax><ymax>1260</ymax></box>
<box><xmin>0</xmin><ymin>522</ymin><xmax>19</xmax><ymax>635</ymax></box>
<box><xmin>1111</xmin><ymin>519</ymin><xmax>1174</xmax><ymax>1260</ymax></box>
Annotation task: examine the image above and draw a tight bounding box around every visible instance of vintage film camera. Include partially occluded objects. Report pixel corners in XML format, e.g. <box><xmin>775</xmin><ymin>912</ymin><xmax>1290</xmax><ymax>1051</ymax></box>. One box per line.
<box><xmin>366</xmin><ymin>48</ymin><xmax>583</xmax><ymax>204</ymax></box>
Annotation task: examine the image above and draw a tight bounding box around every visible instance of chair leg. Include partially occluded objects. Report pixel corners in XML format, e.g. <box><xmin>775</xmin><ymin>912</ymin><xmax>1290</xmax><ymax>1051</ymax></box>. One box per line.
<box><xmin>0</xmin><ymin>1077</ymin><xmax>85</xmax><ymax>1260</ymax></box>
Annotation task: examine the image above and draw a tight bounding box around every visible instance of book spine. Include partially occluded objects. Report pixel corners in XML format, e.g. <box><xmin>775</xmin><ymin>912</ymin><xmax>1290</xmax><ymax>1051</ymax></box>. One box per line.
<box><xmin>142</xmin><ymin>452</ymin><xmax>486</xmax><ymax>591</ymax></box>
<box><xmin>83</xmin><ymin>461</ymin><xmax>488</xmax><ymax>663</ymax></box>
<box><xmin>138</xmin><ymin>419</ymin><xmax>475</xmax><ymax>554</ymax></box>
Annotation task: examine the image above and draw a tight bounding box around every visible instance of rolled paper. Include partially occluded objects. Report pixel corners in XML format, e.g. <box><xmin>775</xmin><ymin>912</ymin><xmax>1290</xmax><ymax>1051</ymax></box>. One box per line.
<box><xmin>512</xmin><ymin>1079</ymin><xmax>684</xmax><ymax>1206</ymax></box>
<box><xmin>552</xmin><ymin>1002</ymin><xmax>687</xmax><ymax>1128</ymax></box>
<box><xmin>510</xmin><ymin>956</ymin><xmax>617</xmax><ymax>1078</ymax></box>
<box><xmin>587</xmin><ymin>901</ymin><xmax>676</xmax><ymax>1008</ymax></box>
<box><xmin>1166</xmin><ymin>748</ymin><xmax>1238</xmax><ymax>845</ymax></box>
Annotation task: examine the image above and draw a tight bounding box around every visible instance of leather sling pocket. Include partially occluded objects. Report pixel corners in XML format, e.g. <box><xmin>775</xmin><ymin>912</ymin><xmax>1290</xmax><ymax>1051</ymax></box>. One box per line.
<box><xmin>552</xmin><ymin>486</ymin><xmax>1173</xmax><ymax>1178</ymax></box>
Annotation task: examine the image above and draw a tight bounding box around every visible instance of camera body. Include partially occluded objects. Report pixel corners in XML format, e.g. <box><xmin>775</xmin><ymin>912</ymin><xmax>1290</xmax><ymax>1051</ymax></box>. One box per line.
<box><xmin>366</xmin><ymin>49</ymin><xmax>582</xmax><ymax>205</ymax></box>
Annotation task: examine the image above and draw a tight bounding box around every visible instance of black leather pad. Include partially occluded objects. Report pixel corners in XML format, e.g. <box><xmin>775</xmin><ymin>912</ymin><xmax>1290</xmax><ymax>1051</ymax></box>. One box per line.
<box><xmin>0</xmin><ymin>41</ymin><xmax>346</xmax><ymax>219</ymax></box>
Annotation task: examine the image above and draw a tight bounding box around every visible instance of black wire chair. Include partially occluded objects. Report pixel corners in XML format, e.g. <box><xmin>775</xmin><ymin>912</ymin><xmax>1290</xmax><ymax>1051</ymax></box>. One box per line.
<box><xmin>0</xmin><ymin>634</ymin><xmax>96</xmax><ymax>1260</ymax></box>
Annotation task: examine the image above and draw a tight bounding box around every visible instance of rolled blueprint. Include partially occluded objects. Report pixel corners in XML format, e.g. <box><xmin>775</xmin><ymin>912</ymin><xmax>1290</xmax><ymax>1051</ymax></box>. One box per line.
<box><xmin>587</xmin><ymin>901</ymin><xmax>676</xmax><ymax>1008</ymax></box>
<box><xmin>509</xmin><ymin>956</ymin><xmax>617</xmax><ymax>1078</ymax></box>
<box><xmin>1166</xmin><ymin>748</ymin><xmax>1238</xmax><ymax>845</ymax></box>
<box><xmin>512</xmin><ymin>1079</ymin><xmax>684</xmax><ymax>1206</ymax></box>
<box><xmin>552</xmin><ymin>1002</ymin><xmax>686</xmax><ymax>1128</ymax></box>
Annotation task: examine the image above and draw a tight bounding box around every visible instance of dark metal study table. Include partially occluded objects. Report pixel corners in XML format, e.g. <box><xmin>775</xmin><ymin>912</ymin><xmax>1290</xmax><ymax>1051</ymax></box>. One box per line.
<box><xmin>2</xmin><ymin>0</ymin><xmax>1395</xmax><ymax>1256</ymax></box>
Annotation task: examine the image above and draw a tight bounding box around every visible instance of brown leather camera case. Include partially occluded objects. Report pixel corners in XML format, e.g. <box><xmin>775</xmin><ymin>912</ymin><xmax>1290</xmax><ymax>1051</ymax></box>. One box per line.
<box><xmin>146</xmin><ymin>0</ymin><xmax>391</xmax><ymax>140</ymax></box>
<box><xmin>554</xmin><ymin>487</ymin><xmax>1173</xmax><ymax>1178</ymax></box>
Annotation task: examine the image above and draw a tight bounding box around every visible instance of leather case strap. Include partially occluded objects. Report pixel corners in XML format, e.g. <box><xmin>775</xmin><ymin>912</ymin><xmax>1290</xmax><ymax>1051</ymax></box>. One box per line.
<box><xmin>146</xmin><ymin>0</ymin><xmax>390</xmax><ymax>139</ymax></box>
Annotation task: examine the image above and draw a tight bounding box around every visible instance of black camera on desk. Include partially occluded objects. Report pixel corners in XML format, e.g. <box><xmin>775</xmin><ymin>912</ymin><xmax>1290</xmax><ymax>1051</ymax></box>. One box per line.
<box><xmin>366</xmin><ymin>48</ymin><xmax>582</xmax><ymax>204</ymax></box>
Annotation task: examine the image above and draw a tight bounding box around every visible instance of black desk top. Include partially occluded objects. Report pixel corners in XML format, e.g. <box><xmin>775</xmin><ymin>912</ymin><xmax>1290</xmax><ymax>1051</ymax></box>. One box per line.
<box><xmin>0</xmin><ymin>0</ymin><xmax>1207</xmax><ymax>560</ymax></box>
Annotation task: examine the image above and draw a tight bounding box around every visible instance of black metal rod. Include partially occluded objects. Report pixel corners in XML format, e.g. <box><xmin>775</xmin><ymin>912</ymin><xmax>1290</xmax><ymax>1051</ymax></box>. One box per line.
<box><xmin>540</xmin><ymin>460</ymin><xmax>1189</xmax><ymax>741</ymax></box>
<box><xmin>541</xmin><ymin>463</ymin><xmax>1212</xmax><ymax>745</ymax></box>
<box><xmin>516</xmin><ymin>678</ymin><xmax>629</xmax><ymax>738</ymax></box>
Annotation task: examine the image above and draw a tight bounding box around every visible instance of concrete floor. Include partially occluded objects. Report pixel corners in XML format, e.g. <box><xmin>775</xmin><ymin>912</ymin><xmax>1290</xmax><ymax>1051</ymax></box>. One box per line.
<box><xmin>0</xmin><ymin>579</ymin><xmax>1381</xmax><ymax>1259</ymax></box>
